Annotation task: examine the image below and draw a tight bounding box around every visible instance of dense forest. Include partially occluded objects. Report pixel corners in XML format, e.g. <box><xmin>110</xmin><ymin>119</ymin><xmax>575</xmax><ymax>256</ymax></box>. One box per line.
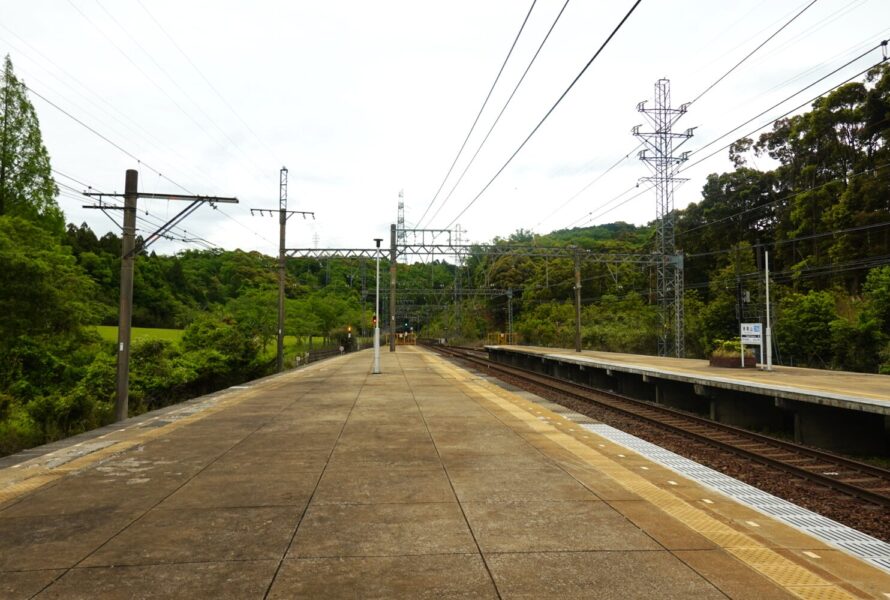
<box><xmin>1</xmin><ymin>57</ymin><xmax>889</xmax><ymax>456</ymax></box>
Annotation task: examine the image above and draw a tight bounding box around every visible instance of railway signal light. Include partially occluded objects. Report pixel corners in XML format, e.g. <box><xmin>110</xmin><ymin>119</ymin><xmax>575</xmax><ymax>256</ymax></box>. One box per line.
<box><xmin>372</xmin><ymin>314</ymin><xmax>377</xmax><ymax>327</ymax></box>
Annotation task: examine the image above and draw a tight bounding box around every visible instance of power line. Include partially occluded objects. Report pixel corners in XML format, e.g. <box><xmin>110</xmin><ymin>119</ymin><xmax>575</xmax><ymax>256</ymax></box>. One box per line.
<box><xmin>92</xmin><ymin>0</ymin><xmax>270</xmax><ymax>180</ymax></box>
<box><xmin>214</xmin><ymin>206</ymin><xmax>277</xmax><ymax>250</ymax></box>
<box><xmin>134</xmin><ymin>0</ymin><xmax>282</xmax><ymax>166</ymax></box>
<box><xmin>689</xmin><ymin>41</ymin><xmax>887</xmax><ymax>163</ymax></box>
<box><xmin>25</xmin><ymin>83</ymin><xmax>193</xmax><ymax>194</ymax></box>
<box><xmin>0</xmin><ymin>25</ymin><xmax>224</xmax><ymax>189</ymax></box>
<box><xmin>561</xmin><ymin>184</ymin><xmax>642</xmax><ymax>230</ymax></box>
<box><xmin>689</xmin><ymin>0</ymin><xmax>820</xmax><ymax>105</ymax></box>
<box><xmin>678</xmin><ymin>161</ymin><xmax>890</xmax><ymax>238</ymax></box>
<box><xmin>535</xmin><ymin>144</ymin><xmax>641</xmax><ymax>230</ymax></box>
<box><xmin>681</xmin><ymin>53</ymin><xmax>889</xmax><ymax>175</ymax></box>
<box><xmin>416</xmin><ymin>0</ymin><xmax>538</xmax><ymax>227</ymax></box>
<box><xmin>439</xmin><ymin>0</ymin><xmax>644</xmax><ymax>230</ymax></box>
<box><xmin>686</xmin><ymin>220</ymin><xmax>890</xmax><ymax>259</ymax></box>
<box><xmin>534</xmin><ymin>0</ymin><xmax>823</xmax><ymax>233</ymax></box>
<box><xmin>52</xmin><ymin>168</ymin><xmax>101</xmax><ymax>191</ymax></box>
<box><xmin>424</xmin><ymin>0</ymin><xmax>571</xmax><ymax>228</ymax></box>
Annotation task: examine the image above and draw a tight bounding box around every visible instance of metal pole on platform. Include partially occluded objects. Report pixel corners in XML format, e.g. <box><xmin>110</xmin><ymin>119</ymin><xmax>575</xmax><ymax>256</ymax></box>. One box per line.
<box><xmin>373</xmin><ymin>238</ymin><xmax>383</xmax><ymax>374</ymax></box>
<box><xmin>765</xmin><ymin>250</ymin><xmax>773</xmax><ymax>371</ymax></box>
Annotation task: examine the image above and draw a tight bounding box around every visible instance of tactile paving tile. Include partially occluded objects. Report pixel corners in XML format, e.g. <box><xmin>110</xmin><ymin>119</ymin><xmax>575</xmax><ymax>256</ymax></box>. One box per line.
<box><xmin>786</xmin><ymin>586</ymin><xmax>860</xmax><ymax>600</ymax></box>
<box><xmin>584</xmin><ymin>423</ymin><xmax>890</xmax><ymax>574</ymax></box>
<box><xmin>756</xmin><ymin>564</ymin><xmax>833</xmax><ymax>588</ymax></box>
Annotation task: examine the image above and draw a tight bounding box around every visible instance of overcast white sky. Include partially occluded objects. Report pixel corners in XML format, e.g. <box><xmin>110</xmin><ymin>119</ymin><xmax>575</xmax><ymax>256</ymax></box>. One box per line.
<box><xmin>2</xmin><ymin>0</ymin><xmax>888</xmax><ymax>256</ymax></box>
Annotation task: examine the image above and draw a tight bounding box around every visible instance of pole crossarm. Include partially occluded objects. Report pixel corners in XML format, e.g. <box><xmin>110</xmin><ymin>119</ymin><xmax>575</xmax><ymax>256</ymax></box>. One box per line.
<box><xmin>396</xmin><ymin>228</ymin><xmax>453</xmax><ymax>246</ymax></box>
<box><xmin>84</xmin><ymin>190</ymin><xmax>238</xmax><ymax>255</ymax></box>
<box><xmin>251</xmin><ymin>208</ymin><xmax>315</xmax><ymax>221</ymax></box>
<box><xmin>83</xmin><ymin>191</ymin><xmax>238</xmax><ymax>203</ymax></box>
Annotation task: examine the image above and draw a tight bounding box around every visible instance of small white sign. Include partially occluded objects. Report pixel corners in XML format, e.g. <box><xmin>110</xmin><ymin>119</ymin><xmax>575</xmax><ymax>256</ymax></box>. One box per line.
<box><xmin>741</xmin><ymin>322</ymin><xmax>762</xmax><ymax>345</ymax></box>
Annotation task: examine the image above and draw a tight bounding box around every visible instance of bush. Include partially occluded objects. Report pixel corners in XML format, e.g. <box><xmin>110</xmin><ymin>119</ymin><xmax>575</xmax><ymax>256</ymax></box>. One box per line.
<box><xmin>710</xmin><ymin>339</ymin><xmax>754</xmax><ymax>358</ymax></box>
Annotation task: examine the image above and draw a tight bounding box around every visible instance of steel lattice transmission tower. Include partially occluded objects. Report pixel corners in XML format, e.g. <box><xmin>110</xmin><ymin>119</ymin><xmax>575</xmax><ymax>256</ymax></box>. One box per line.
<box><xmin>397</xmin><ymin>190</ymin><xmax>406</xmax><ymax>247</ymax></box>
<box><xmin>633</xmin><ymin>78</ymin><xmax>695</xmax><ymax>357</ymax></box>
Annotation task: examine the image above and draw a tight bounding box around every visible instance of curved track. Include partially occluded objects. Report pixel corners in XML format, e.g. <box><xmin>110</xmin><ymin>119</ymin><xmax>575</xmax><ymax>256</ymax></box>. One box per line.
<box><xmin>430</xmin><ymin>344</ymin><xmax>890</xmax><ymax>508</ymax></box>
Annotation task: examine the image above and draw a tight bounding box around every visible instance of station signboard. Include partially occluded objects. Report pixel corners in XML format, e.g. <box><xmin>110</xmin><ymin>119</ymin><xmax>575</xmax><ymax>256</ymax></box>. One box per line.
<box><xmin>741</xmin><ymin>322</ymin><xmax>762</xmax><ymax>345</ymax></box>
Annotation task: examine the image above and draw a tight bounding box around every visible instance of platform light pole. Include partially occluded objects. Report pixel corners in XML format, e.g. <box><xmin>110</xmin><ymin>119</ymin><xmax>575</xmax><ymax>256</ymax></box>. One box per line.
<box><xmin>765</xmin><ymin>250</ymin><xmax>773</xmax><ymax>371</ymax></box>
<box><xmin>373</xmin><ymin>238</ymin><xmax>383</xmax><ymax>374</ymax></box>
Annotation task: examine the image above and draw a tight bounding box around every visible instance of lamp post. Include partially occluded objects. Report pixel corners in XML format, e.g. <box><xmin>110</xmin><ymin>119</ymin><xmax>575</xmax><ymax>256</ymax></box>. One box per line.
<box><xmin>373</xmin><ymin>238</ymin><xmax>383</xmax><ymax>374</ymax></box>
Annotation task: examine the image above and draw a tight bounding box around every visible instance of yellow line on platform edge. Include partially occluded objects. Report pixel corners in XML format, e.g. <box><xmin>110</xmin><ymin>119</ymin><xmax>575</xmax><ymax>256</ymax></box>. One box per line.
<box><xmin>421</xmin><ymin>351</ymin><xmax>864</xmax><ymax>600</ymax></box>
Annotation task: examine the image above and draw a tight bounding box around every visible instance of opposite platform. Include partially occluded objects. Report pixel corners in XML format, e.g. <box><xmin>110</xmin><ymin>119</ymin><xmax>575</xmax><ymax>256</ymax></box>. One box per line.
<box><xmin>1</xmin><ymin>347</ymin><xmax>888</xmax><ymax>599</ymax></box>
<box><xmin>486</xmin><ymin>345</ymin><xmax>890</xmax><ymax>413</ymax></box>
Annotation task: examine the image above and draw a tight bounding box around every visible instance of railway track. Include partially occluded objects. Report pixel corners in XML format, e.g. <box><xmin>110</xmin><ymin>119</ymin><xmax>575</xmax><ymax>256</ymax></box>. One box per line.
<box><xmin>430</xmin><ymin>344</ymin><xmax>890</xmax><ymax>509</ymax></box>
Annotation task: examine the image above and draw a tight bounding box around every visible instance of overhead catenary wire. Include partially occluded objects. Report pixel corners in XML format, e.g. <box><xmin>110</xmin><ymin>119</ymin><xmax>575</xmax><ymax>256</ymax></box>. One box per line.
<box><xmin>438</xmin><ymin>0</ymin><xmax>644</xmax><ymax>231</ymax></box>
<box><xmin>415</xmin><ymin>0</ymin><xmax>538</xmax><ymax>228</ymax></box>
<box><xmin>423</xmin><ymin>0</ymin><xmax>571</xmax><ymax>229</ymax></box>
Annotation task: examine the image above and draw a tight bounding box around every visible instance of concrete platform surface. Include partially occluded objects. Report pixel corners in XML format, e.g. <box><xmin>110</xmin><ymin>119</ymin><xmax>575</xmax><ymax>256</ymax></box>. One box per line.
<box><xmin>1</xmin><ymin>347</ymin><xmax>889</xmax><ymax>599</ymax></box>
<box><xmin>490</xmin><ymin>345</ymin><xmax>890</xmax><ymax>411</ymax></box>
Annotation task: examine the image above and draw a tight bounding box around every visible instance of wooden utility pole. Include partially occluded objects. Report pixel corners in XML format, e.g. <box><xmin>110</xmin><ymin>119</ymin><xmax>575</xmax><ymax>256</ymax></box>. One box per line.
<box><xmin>84</xmin><ymin>171</ymin><xmax>238</xmax><ymax>421</ymax></box>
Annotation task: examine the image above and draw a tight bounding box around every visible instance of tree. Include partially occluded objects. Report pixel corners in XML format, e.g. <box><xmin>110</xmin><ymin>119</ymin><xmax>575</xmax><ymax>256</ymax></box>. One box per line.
<box><xmin>0</xmin><ymin>55</ymin><xmax>62</xmax><ymax>234</ymax></box>
<box><xmin>775</xmin><ymin>290</ymin><xmax>837</xmax><ymax>367</ymax></box>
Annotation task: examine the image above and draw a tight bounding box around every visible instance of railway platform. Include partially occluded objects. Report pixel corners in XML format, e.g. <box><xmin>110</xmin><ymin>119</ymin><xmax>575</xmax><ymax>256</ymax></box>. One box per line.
<box><xmin>1</xmin><ymin>347</ymin><xmax>889</xmax><ymax>598</ymax></box>
<box><xmin>487</xmin><ymin>345</ymin><xmax>890</xmax><ymax>455</ymax></box>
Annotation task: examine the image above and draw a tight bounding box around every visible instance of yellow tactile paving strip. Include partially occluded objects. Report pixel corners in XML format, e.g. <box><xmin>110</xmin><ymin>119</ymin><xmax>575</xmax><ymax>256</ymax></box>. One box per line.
<box><xmin>0</xmin><ymin>360</ymin><xmax>333</xmax><ymax>507</ymax></box>
<box><xmin>416</xmin><ymin>348</ymin><xmax>884</xmax><ymax>600</ymax></box>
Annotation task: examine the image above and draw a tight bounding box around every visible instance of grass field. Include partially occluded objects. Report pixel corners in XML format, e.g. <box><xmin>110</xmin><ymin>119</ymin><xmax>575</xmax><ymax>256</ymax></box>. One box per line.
<box><xmin>95</xmin><ymin>328</ymin><xmax>349</xmax><ymax>360</ymax></box>
<box><xmin>95</xmin><ymin>325</ymin><xmax>184</xmax><ymax>344</ymax></box>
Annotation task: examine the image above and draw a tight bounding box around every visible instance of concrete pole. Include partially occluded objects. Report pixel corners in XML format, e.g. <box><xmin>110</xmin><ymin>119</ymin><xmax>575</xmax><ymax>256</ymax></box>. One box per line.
<box><xmin>389</xmin><ymin>223</ymin><xmax>397</xmax><ymax>352</ymax></box>
<box><xmin>574</xmin><ymin>248</ymin><xmax>582</xmax><ymax>352</ymax></box>
<box><xmin>373</xmin><ymin>238</ymin><xmax>382</xmax><ymax>374</ymax></box>
<box><xmin>277</xmin><ymin>167</ymin><xmax>287</xmax><ymax>372</ymax></box>
<box><xmin>507</xmin><ymin>289</ymin><xmax>513</xmax><ymax>343</ymax></box>
<box><xmin>115</xmin><ymin>169</ymin><xmax>138</xmax><ymax>422</ymax></box>
<box><xmin>277</xmin><ymin>202</ymin><xmax>285</xmax><ymax>373</ymax></box>
<box><xmin>765</xmin><ymin>250</ymin><xmax>773</xmax><ymax>371</ymax></box>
